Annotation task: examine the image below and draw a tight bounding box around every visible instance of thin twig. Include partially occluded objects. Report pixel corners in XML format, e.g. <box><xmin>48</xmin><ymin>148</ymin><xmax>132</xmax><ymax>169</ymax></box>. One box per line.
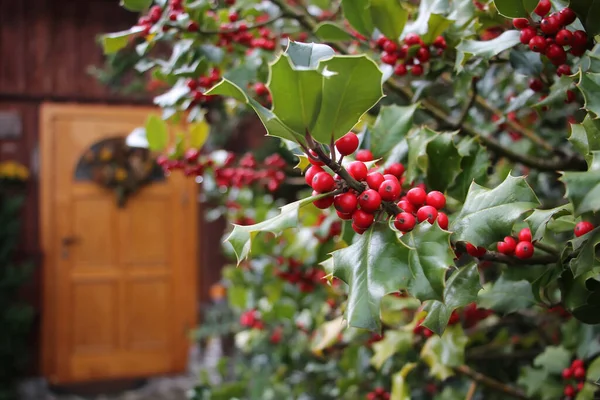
<box><xmin>533</xmin><ymin>241</ymin><xmax>560</xmax><ymax>256</ymax></box>
<box><xmin>453</xmin><ymin>78</ymin><xmax>478</xmax><ymax>129</ymax></box>
<box><xmin>466</xmin><ymin>382</ymin><xmax>477</xmax><ymax>400</ymax></box>
<box><xmin>454</xmin><ymin>365</ymin><xmax>530</xmax><ymax>400</ymax></box>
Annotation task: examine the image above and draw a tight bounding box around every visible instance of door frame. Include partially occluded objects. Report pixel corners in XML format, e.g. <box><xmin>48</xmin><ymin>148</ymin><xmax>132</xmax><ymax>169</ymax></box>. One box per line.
<box><xmin>39</xmin><ymin>103</ymin><xmax>199</xmax><ymax>382</ymax></box>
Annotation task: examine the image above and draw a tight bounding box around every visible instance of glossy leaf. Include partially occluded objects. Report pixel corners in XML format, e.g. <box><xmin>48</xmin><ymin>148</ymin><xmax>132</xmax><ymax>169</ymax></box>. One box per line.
<box><xmin>370</xmin><ymin>330</ymin><xmax>412</xmax><ymax>369</ymax></box>
<box><xmin>145</xmin><ymin>115</ymin><xmax>168</xmax><ymax>152</ymax></box>
<box><xmin>569</xmin><ymin>0</ymin><xmax>600</xmax><ymax>36</ymax></box>
<box><xmin>533</xmin><ymin>346</ymin><xmax>571</xmax><ymax>374</ymax></box>
<box><xmin>561</xmin><ymin>151</ymin><xmax>600</xmax><ymax>216</ymax></box>
<box><xmin>391</xmin><ymin>363</ymin><xmax>417</xmax><ymax>400</ymax></box>
<box><xmin>341</xmin><ymin>0</ymin><xmax>374</xmax><ymax>37</ymax></box>
<box><xmin>120</xmin><ymin>0</ymin><xmax>152</xmax><ymax>11</ymax></box>
<box><xmin>370</xmin><ymin>0</ymin><xmax>408</xmax><ymax>41</ymax></box>
<box><xmin>425</xmin><ymin>133</ymin><xmax>464</xmax><ymax>192</ymax></box>
<box><xmin>314</xmin><ymin>22</ymin><xmax>355</xmax><ymax>41</ymax></box>
<box><xmin>560</xmin><ymin>268</ymin><xmax>600</xmax><ymax>324</ymax></box>
<box><xmin>455</xmin><ymin>30</ymin><xmax>521</xmax><ymax>71</ymax></box>
<box><xmin>525</xmin><ymin>204</ymin><xmax>572</xmax><ymax>242</ymax></box>
<box><xmin>406</xmin><ymin>127</ymin><xmax>437</xmax><ymax>184</ymax></box>
<box><xmin>518</xmin><ymin>366</ymin><xmax>564</xmax><ymax>400</ymax></box>
<box><xmin>478</xmin><ymin>276</ymin><xmax>535</xmax><ymax>313</ymax></box>
<box><xmin>422</xmin><ymin>264</ymin><xmax>481</xmax><ymax>335</ymax></box>
<box><xmin>577</xmin><ymin>71</ymin><xmax>600</xmax><ymax>117</ymax></box>
<box><xmin>286</xmin><ymin>41</ymin><xmax>335</xmax><ymax>69</ymax></box>
<box><xmin>370</xmin><ymin>104</ymin><xmax>418</xmax><ymax>158</ymax></box>
<box><xmin>493</xmin><ymin>0</ymin><xmax>538</xmax><ymax>18</ymax></box>
<box><xmin>189</xmin><ymin>120</ymin><xmax>210</xmax><ymax>149</ymax></box>
<box><xmin>568</xmin><ymin>227</ymin><xmax>600</xmax><ymax>277</ymax></box>
<box><xmin>509</xmin><ymin>50</ymin><xmax>543</xmax><ymax>76</ymax></box>
<box><xmin>450</xmin><ymin>175</ymin><xmax>539</xmax><ymax>247</ymax></box>
<box><xmin>404</xmin><ymin>0</ymin><xmax>450</xmax><ymax>38</ymax></box>
<box><xmin>311</xmin><ymin>316</ymin><xmax>346</xmax><ymax>356</ymax></box>
<box><xmin>534</xmin><ymin>75</ymin><xmax>575</xmax><ymax>107</ymax></box>
<box><xmin>101</xmin><ymin>27</ymin><xmax>145</xmax><ymax>54</ymax></box>
<box><xmin>420</xmin><ymin>324</ymin><xmax>467</xmax><ymax>380</ymax></box>
<box><xmin>569</xmin><ymin>115</ymin><xmax>600</xmax><ymax>157</ymax></box>
<box><xmin>447</xmin><ymin>141</ymin><xmax>489</xmax><ymax>202</ymax></box>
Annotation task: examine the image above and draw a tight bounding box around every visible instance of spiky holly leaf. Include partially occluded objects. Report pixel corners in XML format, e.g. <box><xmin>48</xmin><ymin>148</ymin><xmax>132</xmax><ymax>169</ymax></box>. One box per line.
<box><xmin>478</xmin><ymin>275</ymin><xmax>535</xmax><ymax>313</ymax></box>
<box><xmin>370</xmin><ymin>104</ymin><xmax>418</xmax><ymax>159</ymax></box>
<box><xmin>569</xmin><ymin>0</ymin><xmax>600</xmax><ymax>36</ymax></box>
<box><xmin>370</xmin><ymin>0</ymin><xmax>409</xmax><ymax>42</ymax></box>
<box><xmin>577</xmin><ymin>71</ymin><xmax>600</xmax><ymax>117</ymax></box>
<box><xmin>560</xmin><ymin>268</ymin><xmax>600</xmax><ymax>324</ymax></box>
<box><xmin>333</xmin><ymin>223</ymin><xmax>453</xmax><ymax>331</ymax></box>
<box><xmin>101</xmin><ymin>26</ymin><xmax>145</xmax><ymax>54</ymax></box>
<box><xmin>391</xmin><ymin>363</ymin><xmax>417</xmax><ymax>400</ymax></box>
<box><xmin>518</xmin><ymin>366</ymin><xmax>564</xmax><ymax>400</ymax></box>
<box><xmin>406</xmin><ymin>127</ymin><xmax>437</xmax><ymax>184</ymax></box>
<box><xmin>226</xmin><ymin>194</ymin><xmax>329</xmax><ymax>264</ymax></box>
<box><xmin>421</xmin><ymin>264</ymin><xmax>482</xmax><ymax>335</ymax></box>
<box><xmin>341</xmin><ymin>0</ymin><xmax>373</xmax><ymax>37</ymax></box>
<box><xmin>311</xmin><ymin>316</ymin><xmax>346</xmax><ymax>356</ymax></box>
<box><xmin>420</xmin><ymin>324</ymin><xmax>468</xmax><ymax>380</ymax></box>
<box><xmin>447</xmin><ymin>140</ymin><xmax>489</xmax><ymax>202</ymax></box>
<box><xmin>370</xmin><ymin>330</ymin><xmax>413</xmax><ymax>369</ymax></box>
<box><xmin>569</xmin><ymin>115</ymin><xmax>600</xmax><ymax>157</ymax></box>
<box><xmin>525</xmin><ymin>204</ymin><xmax>572</xmax><ymax>242</ymax></box>
<box><xmin>567</xmin><ymin>227</ymin><xmax>600</xmax><ymax>277</ymax></box>
<box><xmin>533</xmin><ymin>346</ymin><xmax>571</xmax><ymax>374</ymax></box>
<box><xmin>450</xmin><ymin>175</ymin><xmax>539</xmax><ymax>247</ymax></box>
<box><xmin>561</xmin><ymin>151</ymin><xmax>600</xmax><ymax>216</ymax></box>
<box><xmin>285</xmin><ymin>41</ymin><xmax>335</xmax><ymax>69</ymax></box>
<box><xmin>455</xmin><ymin>30</ymin><xmax>521</xmax><ymax>72</ymax></box>
<box><xmin>314</xmin><ymin>22</ymin><xmax>354</xmax><ymax>42</ymax></box>
<box><xmin>403</xmin><ymin>0</ymin><xmax>450</xmax><ymax>40</ymax></box>
<box><xmin>493</xmin><ymin>0</ymin><xmax>538</xmax><ymax>18</ymax></box>
<box><xmin>534</xmin><ymin>75</ymin><xmax>575</xmax><ymax>107</ymax></box>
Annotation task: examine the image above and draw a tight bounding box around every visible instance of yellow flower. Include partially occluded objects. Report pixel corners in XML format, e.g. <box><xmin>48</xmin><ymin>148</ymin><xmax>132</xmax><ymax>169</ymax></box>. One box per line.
<box><xmin>115</xmin><ymin>168</ymin><xmax>128</xmax><ymax>182</ymax></box>
<box><xmin>0</xmin><ymin>161</ymin><xmax>29</xmax><ymax>181</ymax></box>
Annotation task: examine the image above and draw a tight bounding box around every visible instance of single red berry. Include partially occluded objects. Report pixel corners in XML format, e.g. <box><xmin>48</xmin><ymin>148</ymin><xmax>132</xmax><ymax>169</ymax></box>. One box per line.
<box><xmin>520</xmin><ymin>27</ymin><xmax>537</xmax><ymax>45</ymax></box>
<box><xmin>426</xmin><ymin>191</ymin><xmax>446</xmax><ymax>209</ymax></box>
<box><xmin>184</xmin><ymin>148</ymin><xmax>200</xmax><ymax>163</ymax></box>
<box><xmin>385</xmin><ymin>163</ymin><xmax>405</xmax><ymax>179</ymax></box>
<box><xmin>381</xmin><ymin>52</ymin><xmax>399</xmax><ymax>65</ymax></box>
<box><xmin>394</xmin><ymin>63</ymin><xmax>408</xmax><ymax>76</ymax></box>
<box><xmin>529</xmin><ymin>36</ymin><xmax>547</xmax><ymax>53</ymax></box>
<box><xmin>312</xmin><ymin>171</ymin><xmax>335</xmax><ymax>193</ymax></box>
<box><xmin>437</xmin><ymin>212</ymin><xmax>449</xmax><ymax>229</ymax></box>
<box><xmin>394</xmin><ymin>212</ymin><xmax>416</xmax><ymax>231</ymax></box>
<box><xmin>572</xmin><ymin>359</ymin><xmax>585</xmax><ymax>369</ymax></box>
<box><xmin>383</xmin><ymin>40</ymin><xmax>398</xmax><ymax>53</ymax></box>
<box><xmin>187</xmin><ymin>79</ymin><xmax>199</xmax><ymax>90</ymax></box>
<box><xmin>518</xmin><ymin>228</ymin><xmax>532</xmax><ymax>242</ymax></box>
<box><xmin>308</xmin><ymin>150</ymin><xmax>325</xmax><ymax>166</ymax></box>
<box><xmin>534</xmin><ymin>0</ymin><xmax>551</xmax><ymax>16</ymax></box>
<box><xmin>562</xmin><ymin>367</ymin><xmax>573</xmax><ymax>380</ymax></box>
<box><xmin>334</xmin><ymin>192</ymin><xmax>358</xmax><ymax>214</ymax></box>
<box><xmin>559</xmin><ymin>8</ymin><xmax>577</xmax><ymax>25</ymax></box>
<box><xmin>352</xmin><ymin>223</ymin><xmax>367</xmax><ymax>234</ymax></box>
<box><xmin>359</xmin><ymin>189</ymin><xmax>382</xmax><ymax>212</ymax></box>
<box><xmin>407</xmin><ymin>187</ymin><xmax>427</xmax><ymax>206</ymax></box>
<box><xmin>564</xmin><ymin>384</ymin><xmax>575</xmax><ymax>397</ymax></box>
<box><xmin>383</xmin><ymin>174</ymin><xmax>399</xmax><ymax>183</ymax></box>
<box><xmin>498</xmin><ymin>236</ymin><xmax>517</xmax><ymax>255</ymax></box>
<box><xmin>565</xmin><ymin>89</ymin><xmax>576</xmax><ymax>103</ymax></box>
<box><xmin>305</xmin><ymin>165</ymin><xmax>324</xmax><ymax>186</ymax></box>
<box><xmin>557</xmin><ymin>64</ymin><xmax>572</xmax><ymax>76</ymax></box>
<box><xmin>574</xmin><ymin>221</ymin><xmax>594</xmax><ymax>237</ymax></box>
<box><xmin>529</xmin><ymin>78</ymin><xmax>544</xmax><ymax>92</ymax></box>
<box><xmin>571</xmin><ymin>46</ymin><xmax>587</xmax><ymax>56</ymax></box>
<box><xmin>577</xmin><ymin>382</ymin><xmax>584</xmax><ymax>391</ymax></box>
<box><xmin>416</xmin><ymin>47</ymin><xmax>430</xmax><ymax>62</ymax></box>
<box><xmin>376</xmin><ymin>36</ymin><xmax>389</xmax><ymax>49</ymax></box>
<box><xmin>540</xmin><ymin>16</ymin><xmax>561</xmax><ymax>35</ymax></box>
<box><xmin>356</xmin><ymin>149</ymin><xmax>374</xmax><ymax>162</ymax></box>
<box><xmin>573</xmin><ymin>366</ymin><xmax>586</xmax><ymax>380</ymax></box>
<box><xmin>512</xmin><ymin>18</ymin><xmax>529</xmax><ymax>29</ymax></box>
<box><xmin>254</xmin><ymin>82</ymin><xmax>269</xmax><ymax>96</ymax></box>
<box><xmin>515</xmin><ymin>241</ymin><xmax>534</xmax><ymax>259</ymax></box>
<box><xmin>188</xmin><ymin>21</ymin><xmax>199</xmax><ymax>32</ymax></box>
<box><xmin>572</xmin><ymin>30</ymin><xmax>588</xmax><ymax>48</ymax></box>
<box><xmin>347</xmin><ymin>161</ymin><xmax>368</xmax><ymax>181</ymax></box>
<box><xmin>397</xmin><ymin>199</ymin><xmax>416</xmax><ymax>214</ymax></box>
<box><xmin>352</xmin><ymin>209</ymin><xmax>374</xmax><ymax>229</ymax></box>
<box><xmin>433</xmin><ymin>36</ymin><xmax>447</xmax><ymax>49</ymax></box>
<box><xmin>312</xmin><ymin>191</ymin><xmax>334</xmax><ymax>209</ymax></box>
<box><xmin>546</xmin><ymin>44</ymin><xmax>567</xmax><ymax>65</ymax></box>
<box><xmin>466</xmin><ymin>243</ymin><xmax>486</xmax><ymax>257</ymax></box>
<box><xmin>404</xmin><ymin>33</ymin><xmax>422</xmax><ymax>46</ymax></box>
<box><xmin>379</xmin><ymin>179</ymin><xmax>401</xmax><ymax>201</ymax></box>
<box><xmin>335</xmin><ymin>132</ymin><xmax>360</xmax><ymax>156</ymax></box>
<box><xmin>337</xmin><ymin>210</ymin><xmax>352</xmax><ymax>220</ymax></box>
<box><xmin>366</xmin><ymin>172</ymin><xmax>385</xmax><ymax>190</ymax></box>
<box><xmin>411</xmin><ymin>64</ymin><xmax>424</xmax><ymax>76</ymax></box>
<box><xmin>228</xmin><ymin>12</ymin><xmax>239</xmax><ymax>22</ymax></box>
<box><xmin>417</xmin><ymin>205</ymin><xmax>438</xmax><ymax>224</ymax></box>
<box><xmin>555</xmin><ymin>29</ymin><xmax>573</xmax><ymax>46</ymax></box>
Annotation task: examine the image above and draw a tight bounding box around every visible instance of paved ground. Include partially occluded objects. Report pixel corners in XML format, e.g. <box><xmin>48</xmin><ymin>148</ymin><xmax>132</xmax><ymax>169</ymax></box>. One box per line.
<box><xmin>19</xmin><ymin>339</ymin><xmax>224</xmax><ymax>400</ymax></box>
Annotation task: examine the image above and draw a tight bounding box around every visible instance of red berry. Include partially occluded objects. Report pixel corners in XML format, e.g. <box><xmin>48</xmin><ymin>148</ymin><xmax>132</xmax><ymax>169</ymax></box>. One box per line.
<box><xmin>529</xmin><ymin>36</ymin><xmax>547</xmax><ymax>53</ymax></box>
<box><xmin>557</xmin><ymin>64</ymin><xmax>572</xmax><ymax>76</ymax></box>
<box><xmin>574</xmin><ymin>221</ymin><xmax>594</xmax><ymax>237</ymax></box>
<box><xmin>385</xmin><ymin>163</ymin><xmax>405</xmax><ymax>178</ymax></box>
<box><xmin>417</xmin><ymin>205</ymin><xmax>438</xmax><ymax>224</ymax></box>
<box><xmin>358</xmin><ymin>189</ymin><xmax>382</xmax><ymax>212</ymax></box>
<box><xmin>546</xmin><ymin>44</ymin><xmax>567</xmax><ymax>65</ymax></box>
<box><xmin>335</xmin><ymin>132</ymin><xmax>360</xmax><ymax>156</ymax></box>
<box><xmin>305</xmin><ymin>165</ymin><xmax>324</xmax><ymax>186</ymax></box>
<box><xmin>520</xmin><ymin>27</ymin><xmax>537</xmax><ymax>44</ymax></box>
<box><xmin>571</xmin><ymin>46</ymin><xmax>587</xmax><ymax>56</ymax></box>
<box><xmin>312</xmin><ymin>191</ymin><xmax>334</xmax><ymax>209</ymax></box>
<box><xmin>562</xmin><ymin>367</ymin><xmax>573</xmax><ymax>379</ymax></box>
<box><xmin>577</xmin><ymin>382</ymin><xmax>584</xmax><ymax>391</ymax></box>
<box><xmin>312</xmin><ymin>171</ymin><xmax>335</xmax><ymax>193</ymax></box>
<box><xmin>407</xmin><ymin>187</ymin><xmax>427</xmax><ymax>206</ymax></box>
<box><xmin>573</xmin><ymin>366</ymin><xmax>586</xmax><ymax>380</ymax></box>
<box><xmin>254</xmin><ymin>82</ymin><xmax>268</xmax><ymax>96</ymax></box>
<box><xmin>383</xmin><ymin>174</ymin><xmax>399</xmax><ymax>183</ymax></box>
<box><xmin>356</xmin><ymin>149</ymin><xmax>374</xmax><ymax>162</ymax></box>
<box><xmin>518</xmin><ymin>228</ymin><xmax>532</xmax><ymax>242</ymax></box>
<box><xmin>228</xmin><ymin>12</ymin><xmax>239</xmax><ymax>22</ymax></box>
<box><xmin>540</xmin><ymin>16</ymin><xmax>561</xmax><ymax>35</ymax></box>
<box><xmin>466</xmin><ymin>243</ymin><xmax>486</xmax><ymax>257</ymax></box>
<box><xmin>497</xmin><ymin>236</ymin><xmax>517</xmax><ymax>255</ymax></box>
<box><xmin>352</xmin><ymin>209</ymin><xmax>374</xmax><ymax>229</ymax></box>
<box><xmin>376</xmin><ymin>36</ymin><xmax>389</xmax><ymax>49</ymax></box>
<box><xmin>187</xmin><ymin>79</ymin><xmax>199</xmax><ymax>90</ymax></box>
<box><xmin>529</xmin><ymin>78</ymin><xmax>544</xmax><ymax>92</ymax></box>
<box><xmin>534</xmin><ymin>0</ymin><xmax>551</xmax><ymax>16</ymax></box>
<box><xmin>512</xmin><ymin>18</ymin><xmax>529</xmax><ymax>29</ymax></box>
<box><xmin>379</xmin><ymin>179</ymin><xmax>401</xmax><ymax>201</ymax></box>
<box><xmin>334</xmin><ymin>192</ymin><xmax>358</xmax><ymax>214</ymax></box>
<box><xmin>559</xmin><ymin>8</ymin><xmax>577</xmax><ymax>25</ymax></box>
<box><xmin>572</xmin><ymin>30</ymin><xmax>588</xmax><ymax>48</ymax></box>
<box><xmin>416</xmin><ymin>47</ymin><xmax>430</xmax><ymax>62</ymax></box>
<box><xmin>404</xmin><ymin>33</ymin><xmax>422</xmax><ymax>46</ymax></box>
<box><xmin>347</xmin><ymin>161</ymin><xmax>368</xmax><ymax>181</ymax></box>
<box><xmin>351</xmin><ymin>223</ymin><xmax>367</xmax><ymax>234</ymax></box>
<box><xmin>188</xmin><ymin>21</ymin><xmax>199</xmax><ymax>32</ymax></box>
<box><xmin>394</xmin><ymin>63</ymin><xmax>407</xmax><ymax>76</ymax></box>
<box><xmin>555</xmin><ymin>29</ymin><xmax>573</xmax><ymax>46</ymax></box>
<box><xmin>433</xmin><ymin>36</ymin><xmax>447</xmax><ymax>49</ymax></box>
<box><xmin>397</xmin><ymin>199</ymin><xmax>416</xmax><ymax>214</ymax></box>
<box><xmin>572</xmin><ymin>359</ymin><xmax>585</xmax><ymax>369</ymax></box>
<box><xmin>394</xmin><ymin>212</ymin><xmax>416</xmax><ymax>231</ymax></box>
<box><xmin>308</xmin><ymin>150</ymin><xmax>325</xmax><ymax>166</ymax></box>
<box><xmin>383</xmin><ymin>40</ymin><xmax>398</xmax><ymax>53</ymax></box>
<box><xmin>515</xmin><ymin>241</ymin><xmax>534</xmax><ymax>259</ymax></box>
<box><xmin>366</xmin><ymin>172</ymin><xmax>385</xmax><ymax>190</ymax></box>
<box><xmin>437</xmin><ymin>212</ymin><xmax>449</xmax><ymax>229</ymax></box>
<box><xmin>381</xmin><ymin>52</ymin><xmax>399</xmax><ymax>65</ymax></box>
<box><xmin>184</xmin><ymin>148</ymin><xmax>200</xmax><ymax>163</ymax></box>
<box><xmin>411</xmin><ymin>64</ymin><xmax>424</xmax><ymax>76</ymax></box>
<box><xmin>565</xmin><ymin>89</ymin><xmax>576</xmax><ymax>103</ymax></box>
<box><xmin>564</xmin><ymin>384</ymin><xmax>575</xmax><ymax>397</ymax></box>
<box><xmin>337</xmin><ymin>210</ymin><xmax>352</xmax><ymax>220</ymax></box>
<box><xmin>425</xmin><ymin>191</ymin><xmax>446</xmax><ymax>209</ymax></box>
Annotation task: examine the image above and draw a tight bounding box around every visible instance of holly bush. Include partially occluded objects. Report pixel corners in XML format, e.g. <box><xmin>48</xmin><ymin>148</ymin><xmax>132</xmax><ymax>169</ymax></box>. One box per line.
<box><xmin>102</xmin><ymin>0</ymin><xmax>600</xmax><ymax>398</ymax></box>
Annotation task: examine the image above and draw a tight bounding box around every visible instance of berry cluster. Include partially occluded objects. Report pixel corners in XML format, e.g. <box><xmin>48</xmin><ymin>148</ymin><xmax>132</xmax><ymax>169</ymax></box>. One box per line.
<box><xmin>414</xmin><ymin>318</ymin><xmax>435</xmax><ymax>338</ymax></box>
<box><xmin>496</xmin><ymin>228</ymin><xmax>535</xmax><ymax>259</ymax></box>
<box><xmin>492</xmin><ymin>105</ymin><xmax>538</xmax><ymax>142</ymax></box>
<box><xmin>366</xmin><ymin>387</ymin><xmax>390</xmax><ymax>400</ymax></box>
<box><xmin>251</xmin><ymin>82</ymin><xmax>272</xmax><ymax>107</ymax></box>
<box><xmin>214</xmin><ymin>13</ymin><xmax>278</xmax><ymax>51</ymax></box>
<box><xmin>514</xmin><ymin>3</ymin><xmax>588</xmax><ymax>73</ymax></box>
<box><xmin>186</xmin><ymin>68</ymin><xmax>221</xmax><ymax>106</ymax></box>
<box><xmin>315</xmin><ymin>214</ymin><xmax>343</xmax><ymax>243</ymax></box>
<box><xmin>214</xmin><ymin>153</ymin><xmax>287</xmax><ymax>191</ymax></box>
<box><xmin>461</xmin><ymin>303</ymin><xmax>493</xmax><ymax>328</ymax></box>
<box><xmin>561</xmin><ymin>359</ymin><xmax>587</xmax><ymax>398</ymax></box>
<box><xmin>376</xmin><ymin>34</ymin><xmax>447</xmax><ymax>77</ymax></box>
<box><xmin>240</xmin><ymin>309</ymin><xmax>264</xmax><ymax>330</ymax></box>
<box><xmin>393</xmin><ymin>188</ymin><xmax>448</xmax><ymax>233</ymax></box>
<box><xmin>574</xmin><ymin>221</ymin><xmax>594</xmax><ymax>237</ymax></box>
<box><xmin>275</xmin><ymin>258</ymin><xmax>327</xmax><ymax>293</ymax></box>
<box><xmin>269</xmin><ymin>326</ymin><xmax>283</xmax><ymax>344</ymax></box>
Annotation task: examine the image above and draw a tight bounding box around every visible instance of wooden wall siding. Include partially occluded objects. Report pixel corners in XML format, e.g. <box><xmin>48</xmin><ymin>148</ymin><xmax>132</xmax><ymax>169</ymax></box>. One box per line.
<box><xmin>0</xmin><ymin>0</ymin><xmax>141</xmax><ymax>102</ymax></box>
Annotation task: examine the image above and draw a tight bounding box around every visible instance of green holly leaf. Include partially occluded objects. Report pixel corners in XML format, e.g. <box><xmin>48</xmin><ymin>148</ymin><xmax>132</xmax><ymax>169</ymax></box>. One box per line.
<box><xmin>569</xmin><ymin>0</ymin><xmax>600</xmax><ymax>37</ymax></box>
<box><xmin>478</xmin><ymin>275</ymin><xmax>535</xmax><ymax>313</ymax></box>
<box><xmin>370</xmin><ymin>330</ymin><xmax>413</xmax><ymax>369</ymax></box>
<box><xmin>391</xmin><ymin>363</ymin><xmax>417</xmax><ymax>400</ymax></box>
<box><xmin>101</xmin><ymin>26</ymin><xmax>145</xmax><ymax>54</ymax></box>
<box><xmin>569</xmin><ymin>115</ymin><xmax>600</xmax><ymax>157</ymax></box>
<box><xmin>587</xmin><ymin>357</ymin><xmax>600</xmax><ymax>383</ymax></box>
<box><xmin>370</xmin><ymin>104</ymin><xmax>418</xmax><ymax>159</ymax></box>
<box><xmin>451</xmin><ymin>175</ymin><xmax>539</xmax><ymax>247</ymax></box>
<box><xmin>145</xmin><ymin>115</ymin><xmax>168</xmax><ymax>152</ymax></box>
<box><xmin>404</xmin><ymin>0</ymin><xmax>450</xmax><ymax>40</ymax></box>
<box><xmin>509</xmin><ymin>50</ymin><xmax>543</xmax><ymax>77</ymax></box>
<box><xmin>370</xmin><ymin>0</ymin><xmax>408</xmax><ymax>41</ymax></box>
<box><xmin>447</xmin><ymin>141</ymin><xmax>489</xmax><ymax>202</ymax></box>
<box><xmin>561</xmin><ymin>151</ymin><xmax>600</xmax><ymax>216</ymax></box>
<box><xmin>226</xmin><ymin>194</ymin><xmax>328</xmax><ymax>264</ymax></box>
<box><xmin>341</xmin><ymin>0</ymin><xmax>374</xmax><ymax>37</ymax></box>
<box><xmin>422</xmin><ymin>264</ymin><xmax>482</xmax><ymax>335</ymax></box>
<box><xmin>286</xmin><ymin>41</ymin><xmax>335</xmax><ymax>68</ymax></box>
<box><xmin>560</xmin><ymin>268</ymin><xmax>600</xmax><ymax>325</ymax></box>
<box><xmin>568</xmin><ymin>227</ymin><xmax>600</xmax><ymax>277</ymax></box>
<box><xmin>518</xmin><ymin>366</ymin><xmax>564</xmax><ymax>400</ymax></box>
<box><xmin>577</xmin><ymin>71</ymin><xmax>600</xmax><ymax>117</ymax></box>
<box><xmin>525</xmin><ymin>204</ymin><xmax>572</xmax><ymax>242</ymax></box>
<box><xmin>455</xmin><ymin>30</ymin><xmax>521</xmax><ymax>72</ymax></box>
<box><xmin>493</xmin><ymin>0</ymin><xmax>538</xmax><ymax>18</ymax></box>
<box><xmin>406</xmin><ymin>127</ymin><xmax>437</xmax><ymax>184</ymax></box>
<box><xmin>314</xmin><ymin>22</ymin><xmax>355</xmax><ymax>41</ymax></box>
<box><xmin>120</xmin><ymin>0</ymin><xmax>152</xmax><ymax>11</ymax></box>
<box><xmin>425</xmin><ymin>133</ymin><xmax>464</xmax><ymax>192</ymax></box>
<box><xmin>533</xmin><ymin>346</ymin><xmax>572</xmax><ymax>374</ymax></box>
<box><xmin>534</xmin><ymin>75</ymin><xmax>575</xmax><ymax>107</ymax></box>
<box><xmin>420</xmin><ymin>324</ymin><xmax>468</xmax><ymax>380</ymax></box>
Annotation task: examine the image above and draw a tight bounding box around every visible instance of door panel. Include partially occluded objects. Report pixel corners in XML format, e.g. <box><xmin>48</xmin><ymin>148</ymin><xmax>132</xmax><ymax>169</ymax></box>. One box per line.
<box><xmin>40</xmin><ymin>104</ymin><xmax>198</xmax><ymax>384</ymax></box>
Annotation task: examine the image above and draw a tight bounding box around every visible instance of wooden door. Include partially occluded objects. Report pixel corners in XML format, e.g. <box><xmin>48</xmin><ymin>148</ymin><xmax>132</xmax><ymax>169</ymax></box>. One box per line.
<box><xmin>39</xmin><ymin>104</ymin><xmax>198</xmax><ymax>384</ymax></box>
